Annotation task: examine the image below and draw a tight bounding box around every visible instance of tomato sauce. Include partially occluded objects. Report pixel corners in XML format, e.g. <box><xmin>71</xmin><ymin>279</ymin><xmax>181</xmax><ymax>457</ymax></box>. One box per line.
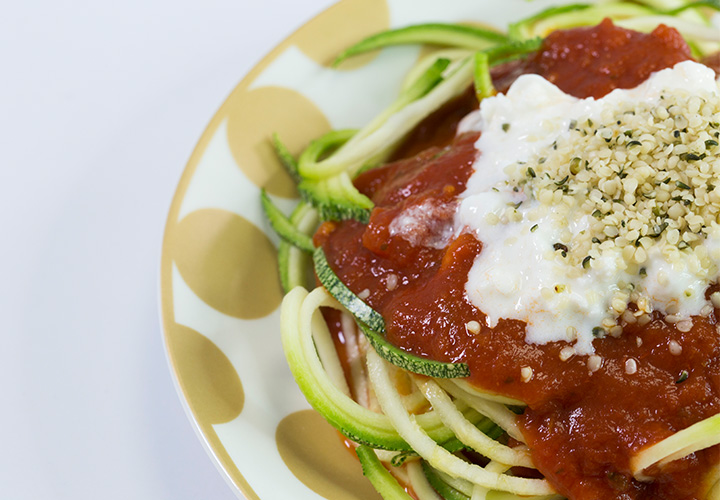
<box><xmin>316</xmin><ymin>21</ymin><xmax>720</xmax><ymax>500</ymax></box>
<box><xmin>523</xmin><ymin>18</ymin><xmax>692</xmax><ymax>99</ymax></box>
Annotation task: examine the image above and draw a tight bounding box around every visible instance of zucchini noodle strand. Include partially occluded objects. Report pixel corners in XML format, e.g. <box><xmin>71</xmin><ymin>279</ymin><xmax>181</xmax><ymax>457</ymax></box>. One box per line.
<box><xmin>469</xmin><ymin>462</ymin><xmax>511</xmax><ymax>500</ymax></box>
<box><xmin>515</xmin><ymin>2</ymin><xmax>652</xmax><ymax>38</ymax></box>
<box><xmin>366</xmin><ymin>349</ymin><xmax>555</xmax><ymax>496</ymax></box>
<box><xmin>415</xmin><ymin>377</ymin><xmax>534</xmax><ymax>468</ymax></box>
<box><xmin>340</xmin><ymin>311</ymin><xmax>370</xmax><ymax>408</ymax></box>
<box><xmin>471</xmin><ymin>485</ymin><xmax>487</xmax><ymax>500</ymax></box>
<box><xmin>299</xmin><ymin>57</ymin><xmax>474</xmax><ymax>179</ymax></box>
<box><xmin>356</xmin><ymin>445</ymin><xmax>414</xmax><ymax>499</ymax></box>
<box><xmin>373</xmin><ymin>448</ymin><xmax>407</xmax><ymax>464</ymax></box>
<box><xmin>438</xmin><ymin>380</ymin><xmax>526</xmax><ymax>443</ymax></box>
<box><xmin>435</xmin><ymin>467</ymin><xmax>475</xmax><ymax>497</ymax></box>
<box><xmin>631</xmin><ymin>412</ymin><xmax>720</xmax><ymax>478</ymax></box>
<box><xmin>401</xmin><ymin>49</ymin><xmax>473</xmax><ymax>91</ymax></box>
<box><xmin>407</xmin><ymin>460</ymin><xmax>444</xmax><ymax>500</ymax></box>
<box><xmin>304</xmin><ymin>294</ymin><xmax>351</xmax><ymax>396</ymax></box>
<box><xmin>282</xmin><ymin>287</ymin><xmax>481</xmax><ymax>450</ymax></box>
<box><xmin>278</xmin><ymin>201</ymin><xmax>318</xmax><ymax>292</ymax></box>
<box><xmin>451</xmin><ymin>379</ymin><xmax>524</xmax><ymax>406</ymax></box>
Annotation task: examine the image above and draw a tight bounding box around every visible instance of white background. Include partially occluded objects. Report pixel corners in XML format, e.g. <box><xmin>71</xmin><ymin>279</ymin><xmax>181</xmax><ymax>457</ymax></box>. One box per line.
<box><xmin>0</xmin><ymin>1</ymin><xmax>334</xmax><ymax>498</ymax></box>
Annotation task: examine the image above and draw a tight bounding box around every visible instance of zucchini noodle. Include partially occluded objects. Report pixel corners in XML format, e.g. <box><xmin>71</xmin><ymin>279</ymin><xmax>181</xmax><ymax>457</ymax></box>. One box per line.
<box><xmin>340</xmin><ymin>311</ymin><xmax>370</xmax><ymax>408</ymax></box>
<box><xmin>366</xmin><ymin>349</ymin><xmax>554</xmax><ymax>496</ymax></box>
<box><xmin>305</xmin><ymin>292</ymin><xmax>351</xmax><ymax>397</ymax></box>
<box><xmin>436</xmin><ymin>381</ymin><xmax>525</xmax><ymax>443</ymax></box>
<box><xmin>406</xmin><ymin>460</ymin><xmax>443</xmax><ymax>500</ymax></box>
<box><xmin>631</xmin><ymin>412</ymin><xmax>720</xmax><ymax>478</ymax></box>
<box><xmin>298</xmin><ymin>58</ymin><xmax>474</xmax><ymax>180</ymax></box>
<box><xmin>265</xmin><ymin>3</ymin><xmax>720</xmax><ymax>499</ymax></box>
<box><xmin>275</xmin><ymin>201</ymin><xmax>317</xmax><ymax>292</ymax></box>
<box><xmin>469</xmin><ymin>462</ymin><xmax>512</xmax><ymax>500</ymax></box>
<box><xmin>431</xmin><ymin>466</ymin><xmax>475</xmax><ymax>498</ymax></box>
<box><xmin>415</xmin><ymin>378</ymin><xmax>533</xmax><ymax>468</ymax></box>
<box><xmin>282</xmin><ymin>287</ymin><xmax>485</xmax><ymax>450</ymax></box>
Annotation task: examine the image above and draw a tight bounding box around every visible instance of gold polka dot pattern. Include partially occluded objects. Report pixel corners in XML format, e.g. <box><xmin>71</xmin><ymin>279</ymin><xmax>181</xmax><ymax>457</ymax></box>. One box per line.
<box><xmin>225</xmin><ymin>86</ymin><xmax>330</xmax><ymax>199</ymax></box>
<box><xmin>293</xmin><ymin>0</ymin><xmax>389</xmax><ymax>69</ymax></box>
<box><xmin>172</xmin><ymin>209</ymin><xmax>283</xmax><ymax>319</ymax></box>
<box><xmin>276</xmin><ymin>410</ymin><xmax>383</xmax><ymax>500</ymax></box>
<box><xmin>168</xmin><ymin>323</ymin><xmax>244</xmax><ymax>424</ymax></box>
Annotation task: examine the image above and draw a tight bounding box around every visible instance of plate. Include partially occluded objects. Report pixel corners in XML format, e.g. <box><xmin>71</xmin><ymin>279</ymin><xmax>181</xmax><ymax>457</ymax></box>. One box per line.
<box><xmin>159</xmin><ymin>0</ymin><xmax>567</xmax><ymax>498</ymax></box>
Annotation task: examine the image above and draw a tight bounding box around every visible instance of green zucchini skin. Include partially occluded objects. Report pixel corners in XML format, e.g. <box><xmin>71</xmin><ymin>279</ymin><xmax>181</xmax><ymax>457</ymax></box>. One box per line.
<box><xmin>271</xmin><ymin>133</ymin><xmax>300</xmax><ymax>182</ymax></box>
<box><xmin>260</xmin><ymin>190</ymin><xmax>315</xmax><ymax>252</ymax></box>
<box><xmin>277</xmin><ymin>242</ymin><xmax>295</xmax><ymax>294</ymax></box>
<box><xmin>278</xmin><ymin>202</ymin><xmax>318</xmax><ymax>293</ymax></box>
<box><xmin>391</xmin><ymin>437</ymin><xmax>467</xmax><ymax>467</ymax></box>
<box><xmin>508</xmin><ymin>3</ymin><xmax>591</xmax><ymax>39</ymax></box>
<box><xmin>314</xmin><ymin>247</ymin><xmax>471</xmax><ymax>378</ymax></box>
<box><xmin>334</xmin><ymin>23</ymin><xmax>508</xmax><ymax>66</ymax></box>
<box><xmin>299</xmin><ymin>174</ymin><xmax>373</xmax><ymax>223</ymax></box>
<box><xmin>396</xmin><ymin>57</ymin><xmax>450</xmax><ymax>108</ymax></box>
<box><xmin>473</xmin><ymin>51</ymin><xmax>494</xmax><ymax>101</ymax></box>
<box><xmin>358</xmin><ymin>323</ymin><xmax>470</xmax><ymax>379</ymax></box>
<box><xmin>356</xmin><ymin>446</ymin><xmax>415</xmax><ymax>500</ymax></box>
<box><xmin>298</xmin><ymin>129</ymin><xmax>359</xmax><ymax>178</ymax></box>
<box><xmin>313</xmin><ymin>247</ymin><xmax>386</xmax><ymax>332</ymax></box>
<box><xmin>421</xmin><ymin>461</ymin><xmax>470</xmax><ymax>500</ymax></box>
<box><xmin>483</xmin><ymin>37</ymin><xmax>543</xmax><ymax>65</ymax></box>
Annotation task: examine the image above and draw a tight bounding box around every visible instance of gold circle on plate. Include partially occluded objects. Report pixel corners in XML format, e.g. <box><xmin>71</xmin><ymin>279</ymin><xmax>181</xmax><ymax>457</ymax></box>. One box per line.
<box><xmin>172</xmin><ymin>208</ymin><xmax>283</xmax><ymax>319</ymax></box>
<box><xmin>225</xmin><ymin>86</ymin><xmax>331</xmax><ymax>199</ymax></box>
<box><xmin>167</xmin><ymin>323</ymin><xmax>244</xmax><ymax>424</ymax></box>
<box><xmin>276</xmin><ymin>410</ymin><xmax>383</xmax><ymax>500</ymax></box>
<box><xmin>293</xmin><ymin>0</ymin><xmax>389</xmax><ymax>69</ymax></box>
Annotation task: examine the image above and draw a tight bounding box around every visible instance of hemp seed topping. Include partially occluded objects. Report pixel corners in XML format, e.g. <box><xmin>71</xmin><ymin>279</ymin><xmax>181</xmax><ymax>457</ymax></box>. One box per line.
<box><xmin>460</xmin><ymin>61</ymin><xmax>720</xmax><ymax>353</ymax></box>
<box><xmin>502</xmin><ymin>87</ymin><xmax>720</xmax><ymax>336</ymax></box>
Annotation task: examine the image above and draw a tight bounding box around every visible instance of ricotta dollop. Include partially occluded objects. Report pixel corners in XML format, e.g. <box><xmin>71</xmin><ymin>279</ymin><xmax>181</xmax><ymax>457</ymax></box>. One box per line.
<box><xmin>456</xmin><ymin>61</ymin><xmax>720</xmax><ymax>354</ymax></box>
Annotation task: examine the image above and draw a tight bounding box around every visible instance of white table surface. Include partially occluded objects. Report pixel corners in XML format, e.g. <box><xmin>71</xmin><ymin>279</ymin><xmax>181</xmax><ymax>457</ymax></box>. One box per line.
<box><xmin>0</xmin><ymin>1</ymin><xmax>334</xmax><ymax>498</ymax></box>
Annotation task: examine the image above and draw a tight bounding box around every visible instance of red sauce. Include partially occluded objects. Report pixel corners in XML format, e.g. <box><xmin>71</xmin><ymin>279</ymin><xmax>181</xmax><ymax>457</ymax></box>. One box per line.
<box><xmin>317</xmin><ymin>21</ymin><xmax>720</xmax><ymax>500</ymax></box>
<box><xmin>523</xmin><ymin>19</ymin><xmax>692</xmax><ymax>99</ymax></box>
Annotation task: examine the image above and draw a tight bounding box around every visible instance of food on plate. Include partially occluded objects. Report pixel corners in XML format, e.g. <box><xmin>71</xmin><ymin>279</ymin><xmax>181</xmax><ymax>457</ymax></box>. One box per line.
<box><xmin>261</xmin><ymin>2</ymin><xmax>720</xmax><ymax>499</ymax></box>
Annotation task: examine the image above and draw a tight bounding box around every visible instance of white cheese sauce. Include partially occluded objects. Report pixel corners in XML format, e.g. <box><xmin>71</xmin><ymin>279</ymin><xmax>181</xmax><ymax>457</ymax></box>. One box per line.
<box><xmin>455</xmin><ymin>61</ymin><xmax>720</xmax><ymax>354</ymax></box>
